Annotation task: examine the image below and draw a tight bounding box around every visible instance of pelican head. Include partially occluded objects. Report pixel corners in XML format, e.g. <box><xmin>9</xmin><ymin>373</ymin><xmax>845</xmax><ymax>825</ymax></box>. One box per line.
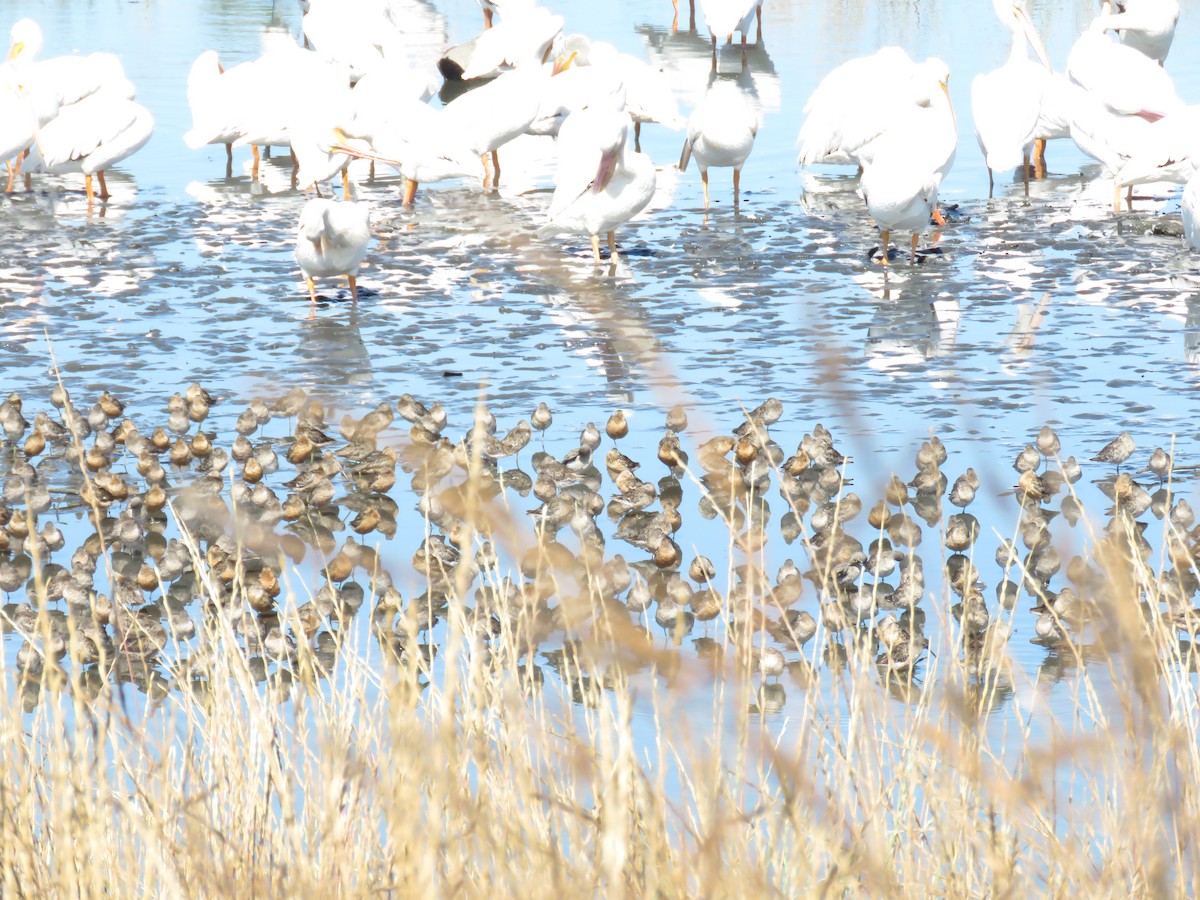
<box><xmin>7</xmin><ymin>19</ymin><xmax>43</xmax><ymax>62</ymax></box>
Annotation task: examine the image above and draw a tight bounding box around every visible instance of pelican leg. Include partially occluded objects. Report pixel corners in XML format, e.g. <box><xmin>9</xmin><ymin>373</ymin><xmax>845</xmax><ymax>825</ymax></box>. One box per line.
<box><xmin>483</xmin><ymin>7</ymin><xmax>493</xmax><ymax>28</ymax></box>
<box><xmin>733</xmin><ymin>167</ymin><xmax>741</xmax><ymax>208</ymax></box>
<box><xmin>97</xmin><ymin>171</ymin><xmax>110</xmax><ymax>200</ymax></box>
<box><xmin>1113</xmin><ymin>182</ymin><xmax>1122</xmax><ymax>214</ymax></box>
<box><xmin>702</xmin><ymin>169</ymin><xmax>710</xmax><ymax>209</ymax></box>
<box><xmin>710</xmin><ymin>34</ymin><xmax>717</xmax><ymax>71</ymax></box>
<box><xmin>85</xmin><ymin>174</ymin><xmax>95</xmax><ymax>205</ymax></box>
<box><xmin>225</xmin><ymin>142</ymin><xmax>233</xmax><ymax>179</ymax></box>
<box><xmin>342</xmin><ymin>168</ymin><xmax>351</xmax><ymax>200</ymax></box>
<box><xmin>348</xmin><ymin>274</ymin><xmax>359</xmax><ymax>304</ymax></box>
<box><xmin>590</xmin><ymin>234</ymin><xmax>601</xmax><ymax>265</ymax></box>
<box><xmin>5</xmin><ymin>160</ymin><xmax>12</xmax><ymax>193</ymax></box>
<box><xmin>987</xmin><ymin>167</ymin><xmax>993</xmax><ymax>198</ymax></box>
<box><xmin>634</xmin><ymin>121</ymin><xmax>642</xmax><ymax>153</ymax></box>
<box><xmin>290</xmin><ymin>149</ymin><xmax>299</xmax><ymax>171</ymax></box>
<box><xmin>264</xmin><ymin>145</ymin><xmax>272</xmax><ymax>159</ymax></box>
<box><xmin>932</xmin><ymin>206</ymin><xmax>946</xmax><ymax>227</ymax></box>
<box><xmin>741</xmin><ymin>34</ymin><xmax>747</xmax><ymax>69</ymax></box>
<box><xmin>1022</xmin><ymin>151</ymin><xmax>1030</xmax><ymax>197</ymax></box>
<box><xmin>1033</xmin><ymin>138</ymin><xmax>1047</xmax><ymax>178</ymax></box>
<box><xmin>314</xmin><ymin>183</ymin><xmax>323</xmax><ymax>198</ymax></box>
<box><xmin>491</xmin><ymin>149</ymin><xmax>501</xmax><ymax>188</ymax></box>
<box><xmin>402</xmin><ymin>179</ymin><xmax>418</xmax><ymax>206</ymax></box>
<box><xmin>1126</xmin><ymin>184</ymin><xmax>1133</xmax><ymax>210</ymax></box>
<box><xmin>671</xmin><ymin>0</ymin><xmax>679</xmax><ymax>32</ymax></box>
<box><xmin>481</xmin><ymin>153</ymin><xmax>492</xmax><ymax>190</ymax></box>
<box><xmin>608</xmin><ymin>231</ymin><xmax>617</xmax><ymax>262</ymax></box>
<box><xmin>307</xmin><ymin>277</ymin><xmax>317</xmax><ymax>319</ymax></box>
<box><xmin>756</xmin><ymin>5</ymin><xmax>762</xmax><ymax>42</ymax></box>
<box><xmin>252</xmin><ymin>144</ymin><xmax>261</xmax><ymax>180</ymax></box>
<box><xmin>879</xmin><ymin>230</ymin><xmax>890</xmax><ymax>266</ymax></box>
<box><xmin>369</xmin><ymin>160</ymin><xmax>375</xmax><ymax>182</ymax></box>
<box><xmin>910</xmin><ymin>232</ymin><xmax>919</xmax><ymax>262</ymax></box>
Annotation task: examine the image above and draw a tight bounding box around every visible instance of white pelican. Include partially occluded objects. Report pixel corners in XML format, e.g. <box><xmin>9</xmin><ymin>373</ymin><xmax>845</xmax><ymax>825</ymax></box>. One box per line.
<box><xmin>183</xmin><ymin>50</ymin><xmax>262</xmax><ymax>174</ymax></box>
<box><xmin>1031</xmin><ymin>73</ymin><xmax>1087</xmax><ymax>177</ymax></box>
<box><xmin>539</xmin><ymin>106</ymin><xmax>656</xmax><ymax>265</ymax></box>
<box><xmin>294</xmin><ymin>198</ymin><xmax>371</xmax><ymax>314</ymax></box>
<box><xmin>1067</xmin><ymin>8</ymin><xmax>1183</xmax><ymax>121</ymax></box>
<box><xmin>698</xmin><ymin>0</ymin><xmax>761</xmax><ymax>69</ymax></box>
<box><xmin>459</xmin><ymin>1</ymin><xmax>562</xmax><ymax>81</ymax></box>
<box><xmin>679</xmin><ymin>77</ymin><xmax>757</xmax><ymax>208</ymax></box>
<box><xmin>1183</xmin><ymin>172</ymin><xmax>1199</xmax><ymax>251</ymax></box>
<box><xmin>1114</xmin><ymin>106</ymin><xmax>1200</xmax><ymax>191</ymax></box>
<box><xmin>798</xmin><ymin>48</ymin><xmax>935</xmax><ymax>172</ymax></box>
<box><xmin>970</xmin><ymin>0</ymin><xmax>1052</xmax><ymax>196</ymax></box>
<box><xmin>583</xmin><ymin>41</ymin><xmax>685</xmax><ymax>150</ymax></box>
<box><xmin>859</xmin><ymin>60</ymin><xmax>956</xmax><ymax>265</ymax></box>
<box><xmin>1098</xmin><ymin>0</ymin><xmax>1179</xmax><ymax>65</ymax></box>
<box><xmin>337</xmin><ymin>99</ymin><xmax>478</xmax><ymax>205</ymax></box>
<box><xmin>0</xmin><ymin>77</ymin><xmax>36</xmax><ymax>187</ymax></box>
<box><xmin>1066</xmin><ymin>3</ymin><xmax>1183</xmax><ymax>209</ymax></box>
<box><xmin>442</xmin><ymin>63</ymin><xmax>560</xmax><ymax>190</ymax></box>
<box><xmin>25</xmin><ymin>91</ymin><xmax>154</xmax><ymax>203</ymax></box>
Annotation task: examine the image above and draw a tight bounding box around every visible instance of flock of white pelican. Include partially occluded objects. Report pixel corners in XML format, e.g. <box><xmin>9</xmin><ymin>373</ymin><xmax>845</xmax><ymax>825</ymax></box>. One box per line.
<box><xmin>0</xmin><ymin>0</ymin><xmax>1197</xmax><ymax>302</ymax></box>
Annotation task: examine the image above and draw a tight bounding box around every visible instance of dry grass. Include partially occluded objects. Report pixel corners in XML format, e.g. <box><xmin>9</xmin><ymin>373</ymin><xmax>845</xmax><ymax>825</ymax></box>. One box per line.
<box><xmin>3</xmin><ymin>440</ymin><xmax>1200</xmax><ymax>900</ymax></box>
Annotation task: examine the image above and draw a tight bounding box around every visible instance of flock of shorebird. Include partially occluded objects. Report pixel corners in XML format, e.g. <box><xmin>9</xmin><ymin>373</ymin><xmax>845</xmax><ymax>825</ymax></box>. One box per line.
<box><xmin>1</xmin><ymin>372</ymin><xmax>1199</xmax><ymax>692</ymax></box>
<box><xmin>0</xmin><ymin>0</ymin><xmax>1197</xmax><ymax>312</ymax></box>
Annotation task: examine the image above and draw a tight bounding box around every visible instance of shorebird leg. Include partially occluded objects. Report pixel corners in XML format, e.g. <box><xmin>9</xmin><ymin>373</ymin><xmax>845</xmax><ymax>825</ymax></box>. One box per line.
<box><xmin>910</xmin><ymin>232</ymin><xmax>919</xmax><ymax>262</ymax></box>
<box><xmin>483</xmin><ymin>7</ymin><xmax>493</xmax><ymax>28</ymax></box>
<box><xmin>607</xmin><ymin>231</ymin><xmax>617</xmax><ymax>262</ymax></box>
<box><xmin>1033</xmin><ymin>138</ymin><xmax>1046</xmax><ymax>178</ymax></box>
<box><xmin>252</xmin><ymin>144</ymin><xmax>261</xmax><ymax>179</ymax></box>
<box><xmin>348</xmin><ymin>275</ymin><xmax>358</xmax><ymax>304</ymax></box>
<box><xmin>733</xmin><ymin>167</ymin><xmax>741</xmax><ymax>208</ymax></box>
<box><xmin>85</xmin><ymin>174</ymin><xmax>95</xmax><ymax>205</ymax></box>
<box><xmin>491</xmin><ymin>149</ymin><xmax>501</xmax><ymax>187</ymax></box>
<box><xmin>402</xmin><ymin>179</ymin><xmax>418</xmax><ymax>206</ymax></box>
<box><xmin>342</xmin><ymin>168</ymin><xmax>351</xmax><ymax>199</ymax></box>
<box><xmin>879</xmin><ymin>230</ymin><xmax>890</xmax><ymax>266</ymax></box>
<box><xmin>1023</xmin><ymin>151</ymin><xmax>1030</xmax><ymax>197</ymax></box>
<box><xmin>97</xmin><ymin>171</ymin><xmax>110</xmax><ymax>200</ymax></box>
<box><xmin>702</xmin><ymin>170</ymin><xmax>710</xmax><ymax>209</ymax></box>
<box><xmin>590</xmin><ymin>234</ymin><xmax>601</xmax><ymax>265</ymax></box>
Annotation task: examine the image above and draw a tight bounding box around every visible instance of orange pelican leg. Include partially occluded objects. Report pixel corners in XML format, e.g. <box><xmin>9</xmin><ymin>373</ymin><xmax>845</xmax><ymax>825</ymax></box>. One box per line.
<box><xmin>1034</xmin><ymin>138</ymin><xmax>1047</xmax><ymax>179</ymax></box>
<box><xmin>348</xmin><ymin>275</ymin><xmax>359</xmax><ymax>304</ymax></box>
<box><xmin>607</xmin><ymin>231</ymin><xmax>617</xmax><ymax>262</ymax></box>
<box><xmin>342</xmin><ymin>168</ymin><xmax>351</xmax><ymax>199</ymax></box>
<box><xmin>1023</xmin><ymin>151</ymin><xmax>1030</xmax><ymax>197</ymax></box>
<box><xmin>97</xmin><ymin>171</ymin><xmax>110</xmax><ymax>200</ymax></box>
<box><xmin>756</xmin><ymin>5</ymin><xmax>763</xmax><ymax>42</ymax></box>
<box><xmin>483</xmin><ymin>7</ymin><xmax>494</xmax><ymax>28</ymax></box>
<box><xmin>252</xmin><ymin>144</ymin><xmax>261</xmax><ymax>179</ymax></box>
<box><xmin>590</xmin><ymin>234</ymin><xmax>601</xmax><ymax>265</ymax></box>
<box><xmin>402</xmin><ymin>179</ymin><xmax>418</xmax><ymax>206</ymax></box>
<box><xmin>491</xmin><ymin>149</ymin><xmax>501</xmax><ymax>187</ymax></box>
<box><xmin>880</xmin><ymin>230</ymin><xmax>890</xmax><ymax>266</ymax></box>
<box><xmin>733</xmin><ymin>167</ymin><xmax>741</xmax><ymax>208</ymax></box>
<box><xmin>910</xmin><ymin>233</ymin><xmax>919</xmax><ymax>262</ymax></box>
<box><xmin>701</xmin><ymin>169</ymin><xmax>710</xmax><ymax>209</ymax></box>
<box><xmin>85</xmin><ymin>174</ymin><xmax>95</xmax><ymax>205</ymax></box>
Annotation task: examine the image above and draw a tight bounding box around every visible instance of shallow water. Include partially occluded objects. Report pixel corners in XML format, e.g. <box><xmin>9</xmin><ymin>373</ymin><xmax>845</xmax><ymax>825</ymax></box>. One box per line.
<box><xmin>2</xmin><ymin>0</ymin><xmax>1200</xmax><ymax>737</ymax></box>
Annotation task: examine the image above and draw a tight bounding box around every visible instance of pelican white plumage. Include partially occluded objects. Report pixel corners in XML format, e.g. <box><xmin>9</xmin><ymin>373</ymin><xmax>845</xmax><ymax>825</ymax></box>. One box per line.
<box><xmin>1183</xmin><ymin>172</ymin><xmax>1199</xmax><ymax>250</ymax></box>
<box><xmin>0</xmin><ymin>77</ymin><xmax>36</xmax><ymax>184</ymax></box>
<box><xmin>25</xmin><ymin>91</ymin><xmax>154</xmax><ymax>203</ymax></box>
<box><xmin>294</xmin><ymin>198</ymin><xmax>371</xmax><ymax>312</ymax></box>
<box><xmin>1067</xmin><ymin>8</ymin><xmax>1183</xmax><ymax>121</ymax></box>
<box><xmin>798</xmin><ymin>48</ymin><xmax>929</xmax><ymax>171</ymax></box>
<box><xmin>679</xmin><ymin>77</ymin><xmax>758</xmax><ymax>208</ymax></box>
<box><xmin>1114</xmin><ymin>107</ymin><xmax>1200</xmax><ymax>190</ymax></box>
<box><xmin>584</xmin><ymin>41</ymin><xmax>685</xmax><ymax>149</ymax></box>
<box><xmin>442</xmin><ymin>63</ymin><xmax>558</xmax><ymax>190</ymax></box>
<box><xmin>183</xmin><ymin>50</ymin><xmax>262</xmax><ymax>173</ymax></box>
<box><xmin>970</xmin><ymin>0</ymin><xmax>1052</xmax><ymax>195</ymax></box>
<box><xmin>1031</xmin><ymin>73</ymin><xmax>1087</xmax><ymax>177</ymax></box>
<box><xmin>698</xmin><ymin>0</ymin><xmax>761</xmax><ymax>69</ymax></box>
<box><xmin>540</xmin><ymin>106</ymin><xmax>656</xmax><ymax>265</ymax></box>
<box><xmin>459</xmin><ymin>1</ymin><xmax>562</xmax><ymax>81</ymax></box>
<box><xmin>859</xmin><ymin>59</ymin><xmax>957</xmax><ymax>265</ymax></box>
<box><xmin>338</xmin><ymin>99</ymin><xmax>478</xmax><ymax>205</ymax></box>
<box><xmin>1098</xmin><ymin>0</ymin><xmax>1179</xmax><ymax>65</ymax></box>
